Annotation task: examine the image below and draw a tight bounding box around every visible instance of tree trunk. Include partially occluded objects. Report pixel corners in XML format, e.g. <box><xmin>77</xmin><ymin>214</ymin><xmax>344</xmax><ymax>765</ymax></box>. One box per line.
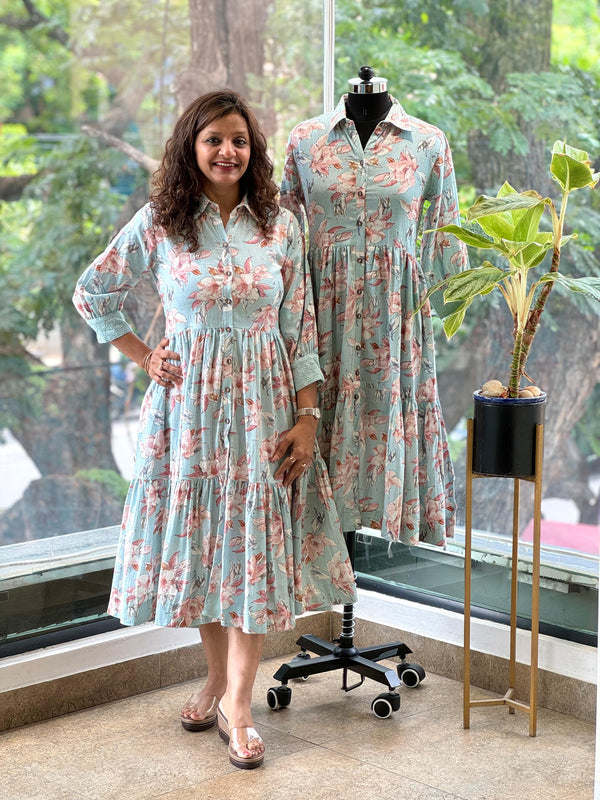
<box><xmin>8</xmin><ymin>308</ymin><xmax>119</xmax><ymax>477</ymax></box>
<box><xmin>176</xmin><ymin>0</ymin><xmax>275</xmax><ymax>133</ymax></box>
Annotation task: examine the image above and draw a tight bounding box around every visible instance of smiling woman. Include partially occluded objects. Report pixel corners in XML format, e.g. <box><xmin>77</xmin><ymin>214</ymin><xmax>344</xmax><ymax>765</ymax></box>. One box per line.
<box><xmin>71</xmin><ymin>87</ymin><xmax>356</xmax><ymax>770</ymax></box>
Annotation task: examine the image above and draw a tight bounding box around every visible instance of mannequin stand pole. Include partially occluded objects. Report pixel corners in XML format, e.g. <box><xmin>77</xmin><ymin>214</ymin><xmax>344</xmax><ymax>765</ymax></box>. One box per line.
<box><xmin>463</xmin><ymin>419</ymin><xmax>543</xmax><ymax>737</ymax></box>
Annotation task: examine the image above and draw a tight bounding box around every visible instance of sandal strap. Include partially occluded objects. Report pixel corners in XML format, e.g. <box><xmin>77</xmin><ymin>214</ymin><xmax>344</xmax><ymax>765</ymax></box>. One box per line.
<box><xmin>230</xmin><ymin>726</ymin><xmax>264</xmax><ymax>750</ymax></box>
<box><xmin>181</xmin><ymin>693</ymin><xmax>218</xmax><ymax>719</ymax></box>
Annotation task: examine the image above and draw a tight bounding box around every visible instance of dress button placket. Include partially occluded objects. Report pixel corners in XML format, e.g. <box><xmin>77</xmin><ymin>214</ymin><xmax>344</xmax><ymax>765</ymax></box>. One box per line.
<box><xmin>221</xmin><ymin>239</ymin><xmax>233</xmax><ymax>438</ymax></box>
<box><xmin>354</xmin><ymin>159</ymin><xmax>367</xmax><ymax>412</ymax></box>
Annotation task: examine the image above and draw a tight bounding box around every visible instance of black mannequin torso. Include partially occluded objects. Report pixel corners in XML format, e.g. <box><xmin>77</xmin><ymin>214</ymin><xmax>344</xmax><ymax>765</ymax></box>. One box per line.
<box><xmin>345</xmin><ymin>66</ymin><xmax>392</xmax><ymax>149</ymax></box>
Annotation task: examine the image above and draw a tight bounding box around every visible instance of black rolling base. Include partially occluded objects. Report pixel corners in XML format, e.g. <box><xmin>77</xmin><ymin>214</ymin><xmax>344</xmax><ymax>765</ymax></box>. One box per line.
<box><xmin>273</xmin><ymin>633</ymin><xmax>409</xmax><ymax>690</ymax></box>
<box><xmin>267</xmin><ymin>603</ymin><xmax>426</xmax><ymax>719</ymax></box>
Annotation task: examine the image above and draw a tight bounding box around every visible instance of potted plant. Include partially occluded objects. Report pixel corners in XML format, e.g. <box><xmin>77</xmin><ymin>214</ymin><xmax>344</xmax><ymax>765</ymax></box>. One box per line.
<box><xmin>423</xmin><ymin>140</ymin><xmax>600</xmax><ymax>477</ymax></box>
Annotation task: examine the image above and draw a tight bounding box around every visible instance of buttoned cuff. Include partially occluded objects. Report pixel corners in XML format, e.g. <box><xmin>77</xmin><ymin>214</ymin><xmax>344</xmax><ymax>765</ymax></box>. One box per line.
<box><xmin>292</xmin><ymin>354</ymin><xmax>324</xmax><ymax>392</ymax></box>
<box><xmin>85</xmin><ymin>312</ymin><xmax>133</xmax><ymax>344</ymax></box>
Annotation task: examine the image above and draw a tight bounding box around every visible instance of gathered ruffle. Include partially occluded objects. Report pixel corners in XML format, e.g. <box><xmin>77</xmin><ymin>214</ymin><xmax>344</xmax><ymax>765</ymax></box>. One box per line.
<box><xmin>108</xmin><ymin>457</ymin><xmax>356</xmax><ymax>632</ymax></box>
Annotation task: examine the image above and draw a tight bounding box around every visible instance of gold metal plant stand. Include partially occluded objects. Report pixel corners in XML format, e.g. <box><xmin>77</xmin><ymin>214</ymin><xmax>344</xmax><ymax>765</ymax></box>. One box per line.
<box><xmin>463</xmin><ymin>419</ymin><xmax>544</xmax><ymax>737</ymax></box>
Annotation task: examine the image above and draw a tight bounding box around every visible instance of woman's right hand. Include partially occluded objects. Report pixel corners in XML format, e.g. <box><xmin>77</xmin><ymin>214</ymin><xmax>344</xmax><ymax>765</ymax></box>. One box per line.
<box><xmin>145</xmin><ymin>337</ymin><xmax>183</xmax><ymax>388</ymax></box>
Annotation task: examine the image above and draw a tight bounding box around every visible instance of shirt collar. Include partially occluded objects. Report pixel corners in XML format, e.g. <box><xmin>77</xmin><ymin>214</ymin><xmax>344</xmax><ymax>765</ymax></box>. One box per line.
<box><xmin>197</xmin><ymin>193</ymin><xmax>255</xmax><ymax>219</ymax></box>
<box><xmin>328</xmin><ymin>94</ymin><xmax>413</xmax><ymax>133</ymax></box>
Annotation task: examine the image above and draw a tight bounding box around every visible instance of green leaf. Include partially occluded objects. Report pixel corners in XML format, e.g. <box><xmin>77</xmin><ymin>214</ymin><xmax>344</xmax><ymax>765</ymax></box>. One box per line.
<box><xmin>433</xmin><ymin>224</ymin><xmax>495</xmax><ymax>249</ymax></box>
<box><xmin>443</xmin><ymin>265</ymin><xmax>505</xmax><ymax>302</ymax></box>
<box><xmin>512</xmin><ymin>202</ymin><xmax>546</xmax><ymax>242</ymax></box>
<box><xmin>519</xmin><ymin>240</ymin><xmax>554</xmax><ymax>269</ymax></box>
<box><xmin>475</xmin><ymin>213</ymin><xmax>514</xmax><ymax>241</ymax></box>
<box><xmin>551</xmin><ymin>141</ymin><xmax>599</xmax><ymax>192</ymax></box>
<box><xmin>465</xmin><ymin>191</ymin><xmax>545</xmax><ymax>223</ymax></box>
<box><xmin>442</xmin><ymin>301</ymin><xmax>471</xmax><ymax>338</ymax></box>
<box><xmin>497</xmin><ymin>181</ymin><xmax>518</xmax><ymax>197</ymax></box>
<box><xmin>538</xmin><ymin>273</ymin><xmax>600</xmax><ymax>302</ymax></box>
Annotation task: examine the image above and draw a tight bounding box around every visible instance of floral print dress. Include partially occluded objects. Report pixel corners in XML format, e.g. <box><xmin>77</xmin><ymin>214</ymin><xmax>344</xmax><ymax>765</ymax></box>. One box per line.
<box><xmin>280</xmin><ymin>96</ymin><xmax>468</xmax><ymax>546</ymax></box>
<box><xmin>73</xmin><ymin>196</ymin><xmax>356</xmax><ymax>633</ymax></box>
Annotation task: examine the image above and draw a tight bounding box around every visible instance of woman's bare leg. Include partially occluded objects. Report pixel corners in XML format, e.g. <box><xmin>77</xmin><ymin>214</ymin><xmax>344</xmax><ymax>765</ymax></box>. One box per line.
<box><xmin>220</xmin><ymin>627</ymin><xmax>265</xmax><ymax>757</ymax></box>
<box><xmin>181</xmin><ymin>622</ymin><xmax>228</xmax><ymax>722</ymax></box>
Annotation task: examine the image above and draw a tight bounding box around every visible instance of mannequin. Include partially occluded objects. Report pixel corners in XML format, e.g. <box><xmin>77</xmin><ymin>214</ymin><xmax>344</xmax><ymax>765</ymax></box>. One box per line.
<box><xmin>345</xmin><ymin>65</ymin><xmax>392</xmax><ymax>148</ymax></box>
<box><xmin>270</xmin><ymin>66</ymin><xmax>469</xmax><ymax>704</ymax></box>
<box><xmin>280</xmin><ymin>67</ymin><xmax>468</xmax><ymax>547</ymax></box>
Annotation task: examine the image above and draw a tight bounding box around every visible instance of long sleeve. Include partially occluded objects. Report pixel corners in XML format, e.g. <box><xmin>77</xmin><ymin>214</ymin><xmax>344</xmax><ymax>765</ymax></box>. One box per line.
<box><xmin>72</xmin><ymin>204</ymin><xmax>157</xmax><ymax>343</ymax></box>
<box><xmin>420</xmin><ymin>134</ymin><xmax>469</xmax><ymax>319</ymax></box>
<box><xmin>279</xmin><ymin>135</ymin><xmax>306</xmax><ymax>229</ymax></box>
<box><xmin>278</xmin><ymin>213</ymin><xmax>323</xmax><ymax>393</ymax></box>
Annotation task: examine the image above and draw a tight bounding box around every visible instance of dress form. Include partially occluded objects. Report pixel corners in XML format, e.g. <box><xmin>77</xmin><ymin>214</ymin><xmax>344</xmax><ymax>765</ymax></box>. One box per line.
<box><xmin>345</xmin><ymin>65</ymin><xmax>392</xmax><ymax>148</ymax></box>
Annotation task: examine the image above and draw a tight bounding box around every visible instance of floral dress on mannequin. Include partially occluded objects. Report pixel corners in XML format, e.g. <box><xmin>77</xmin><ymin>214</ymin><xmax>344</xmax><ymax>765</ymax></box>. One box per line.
<box><xmin>280</xmin><ymin>96</ymin><xmax>468</xmax><ymax>546</ymax></box>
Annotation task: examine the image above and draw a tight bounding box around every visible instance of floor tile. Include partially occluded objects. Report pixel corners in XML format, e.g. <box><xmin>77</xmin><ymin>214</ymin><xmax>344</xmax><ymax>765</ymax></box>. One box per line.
<box><xmin>0</xmin><ymin>653</ymin><xmax>594</xmax><ymax>800</ymax></box>
<box><xmin>155</xmin><ymin>745</ymin><xmax>465</xmax><ymax>800</ymax></box>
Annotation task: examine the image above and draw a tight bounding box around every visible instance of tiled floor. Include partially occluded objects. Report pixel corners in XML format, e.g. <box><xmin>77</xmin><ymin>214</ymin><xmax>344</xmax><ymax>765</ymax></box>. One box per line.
<box><xmin>2</xmin><ymin>653</ymin><xmax>595</xmax><ymax>800</ymax></box>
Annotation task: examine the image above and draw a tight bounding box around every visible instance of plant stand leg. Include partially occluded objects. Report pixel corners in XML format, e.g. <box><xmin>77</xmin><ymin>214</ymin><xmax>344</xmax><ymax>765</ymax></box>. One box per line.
<box><xmin>463</xmin><ymin>420</ymin><xmax>544</xmax><ymax>737</ymax></box>
<box><xmin>508</xmin><ymin>478</ymin><xmax>519</xmax><ymax>713</ymax></box>
<box><xmin>463</xmin><ymin>418</ymin><xmax>474</xmax><ymax>730</ymax></box>
<box><xmin>528</xmin><ymin>422</ymin><xmax>544</xmax><ymax>737</ymax></box>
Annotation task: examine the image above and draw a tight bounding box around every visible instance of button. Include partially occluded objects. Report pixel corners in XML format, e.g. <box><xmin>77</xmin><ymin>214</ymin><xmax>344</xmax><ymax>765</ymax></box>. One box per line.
<box><xmin>225</xmin><ymin>387</ymin><xmax>231</xmax><ymax>393</ymax></box>
<box><xmin>224</xmin><ymin>418</ymin><xmax>230</xmax><ymax>424</ymax></box>
<box><xmin>354</xmin><ymin>393</ymin><xmax>360</xmax><ymax>400</ymax></box>
<box><xmin>357</xmin><ymin>257</ymin><xmax>363</xmax><ymax>264</ymax></box>
<box><xmin>357</xmin><ymin>313</ymin><xmax>362</xmax><ymax>319</ymax></box>
<box><xmin>357</xmin><ymin>289</ymin><xmax>363</xmax><ymax>295</ymax></box>
<box><xmin>226</xmin><ymin>326</ymin><xmax>232</xmax><ymax>332</ymax></box>
<box><xmin>355</xmin><ymin>345</ymin><xmax>361</xmax><ymax>351</ymax></box>
<box><xmin>226</xmin><ymin>357</ymin><xmax>232</xmax><ymax>364</ymax></box>
<box><xmin>358</xmin><ymin>189</ymin><xmax>364</xmax><ymax>198</ymax></box>
<box><xmin>355</xmin><ymin>369</ymin><xmax>360</xmax><ymax>377</ymax></box>
<box><xmin>225</xmin><ymin>270</ymin><xmax>232</xmax><ymax>276</ymax></box>
<box><xmin>223</xmin><ymin>298</ymin><xmax>232</xmax><ymax>305</ymax></box>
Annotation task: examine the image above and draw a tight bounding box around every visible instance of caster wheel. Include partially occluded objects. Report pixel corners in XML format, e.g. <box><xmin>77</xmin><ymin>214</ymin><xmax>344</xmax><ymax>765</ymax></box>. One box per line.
<box><xmin>267</xmin><ymin>685</ymin><xmax>292</xmax><ymax>710</ymax></box>
<box><xmin>397</xmin><ymin>663</ymin><xmax>426</xmax><ymax>688</ymax></box>
<box><xmin>371</xmin><ymin>691</ymin><xmax>400</xmax><ymax>719</ymax></box>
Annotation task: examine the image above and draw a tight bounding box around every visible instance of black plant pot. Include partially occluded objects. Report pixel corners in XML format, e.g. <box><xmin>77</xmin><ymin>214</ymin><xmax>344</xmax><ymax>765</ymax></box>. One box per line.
<box><xmin>472</xmin><ymin>391</ymin><xmax>547</xmax><ymax>479</ymax></box>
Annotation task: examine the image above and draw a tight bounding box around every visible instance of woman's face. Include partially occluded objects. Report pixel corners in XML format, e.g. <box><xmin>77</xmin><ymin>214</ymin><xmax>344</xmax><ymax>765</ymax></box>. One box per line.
<box><xmin>194</xmin><ymin>112</ymin><xmax>251</xmax><ymax>200</ymax></box>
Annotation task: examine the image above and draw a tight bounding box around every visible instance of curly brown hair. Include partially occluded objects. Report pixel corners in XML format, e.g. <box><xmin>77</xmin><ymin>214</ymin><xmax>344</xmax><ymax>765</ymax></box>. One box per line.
<box><xmin>151</xmin><ymin>90</ymin><xmax>279</xmax><ymax>248</ymax></box>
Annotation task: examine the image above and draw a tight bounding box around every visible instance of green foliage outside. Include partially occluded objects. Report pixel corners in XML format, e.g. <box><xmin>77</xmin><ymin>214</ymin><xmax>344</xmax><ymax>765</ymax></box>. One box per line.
<box><xmin>0</xmin><ymin>0</ymin><xmax>599</xmax><ymax>538</ymax></box>
<box><xmin>74</xmin><ymin>469</ymin><xmax>130</xmax><ymax>504</ymax></box>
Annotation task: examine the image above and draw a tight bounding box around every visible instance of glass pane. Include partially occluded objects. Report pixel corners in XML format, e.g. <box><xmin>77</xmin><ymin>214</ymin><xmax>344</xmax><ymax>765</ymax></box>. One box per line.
<box><xmin>0</xmin><ymin>0</ymin><xmax>324</xmax><ymax>648</ymax></box>
<box><xmin>333</xmin><ymin>0</ymin><xmax>599</xmax><ymax>640</ymax></box>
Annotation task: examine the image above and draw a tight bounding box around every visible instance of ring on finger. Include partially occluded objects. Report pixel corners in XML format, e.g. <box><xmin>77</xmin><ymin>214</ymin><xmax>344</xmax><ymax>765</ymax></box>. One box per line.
<box><xmin>288</xmin><ymin>456</ymin><xmax>296</xmax><ymax>464</ymax></box>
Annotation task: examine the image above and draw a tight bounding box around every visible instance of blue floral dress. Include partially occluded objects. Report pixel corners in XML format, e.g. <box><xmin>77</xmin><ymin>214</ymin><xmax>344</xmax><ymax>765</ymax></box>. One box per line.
<box><xmin>280</xmin><ymin>96</ymin><xmax>468</xmax><ymax>545</ymax></box>
<box><xmin>73</xmin><ymin>196</ymin><xmax>356</xmax><ymax>633</ymax></box>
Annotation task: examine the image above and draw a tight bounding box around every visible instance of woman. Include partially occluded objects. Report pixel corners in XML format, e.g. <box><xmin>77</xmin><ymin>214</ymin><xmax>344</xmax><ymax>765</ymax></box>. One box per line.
<box><xmin>73</xmin><ymin>90</ymin><xmax>356</xmax><ymax>770</ymax></box>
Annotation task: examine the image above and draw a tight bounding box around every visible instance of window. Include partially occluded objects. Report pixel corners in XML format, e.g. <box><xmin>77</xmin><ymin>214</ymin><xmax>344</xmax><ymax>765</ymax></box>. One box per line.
<box><xmin>1</xmin><ymin>0</ymin><xmax>598</xmax><ymax>653</ymax></box>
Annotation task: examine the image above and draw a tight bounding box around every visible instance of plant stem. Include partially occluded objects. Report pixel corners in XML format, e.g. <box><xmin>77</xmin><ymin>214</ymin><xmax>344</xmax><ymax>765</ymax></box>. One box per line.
<box><xmin>515</xmin><ymin>196</ymin><xmax>565</xmax><ymax>387</ymax></box>
<box><xmin>508</xmin><ymin>327</ymin><xmax>525</xmax><ymax>397</ymax></box>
